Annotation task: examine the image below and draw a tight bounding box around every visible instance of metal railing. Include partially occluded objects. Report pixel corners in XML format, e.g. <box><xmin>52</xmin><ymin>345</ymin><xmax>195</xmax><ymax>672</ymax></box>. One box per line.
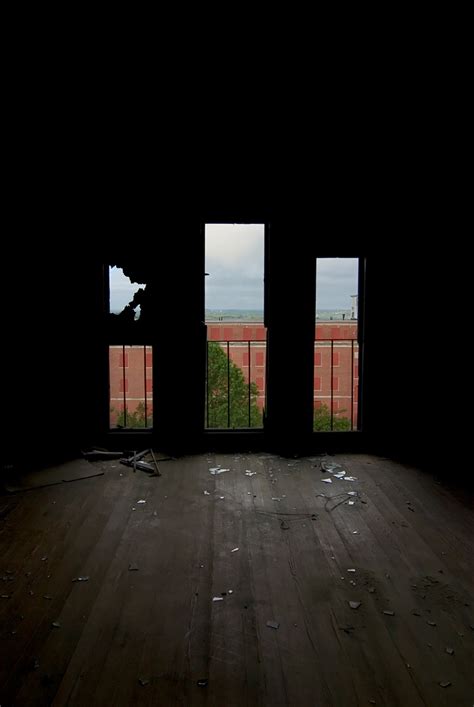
<box><xmin>205</xmin><ymin>340</ymin><xmax>266</xmax><ymax>429</ymax></box>
<box><xmin>109</xmin><ymin>345</ymin><xmax>153</xmax><ymax>429</ymax></box>
<box><xmin>314</xmin><ymin>338</ymin><xmax>359</xmax><ymax>431</ymax></box>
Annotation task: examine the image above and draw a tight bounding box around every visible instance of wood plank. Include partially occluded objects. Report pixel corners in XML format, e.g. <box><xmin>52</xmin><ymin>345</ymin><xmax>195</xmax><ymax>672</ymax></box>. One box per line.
<box><xmin>0</xmin><ymin>453</ymin><xmax>473</xmax><ymax>706</ymax></box>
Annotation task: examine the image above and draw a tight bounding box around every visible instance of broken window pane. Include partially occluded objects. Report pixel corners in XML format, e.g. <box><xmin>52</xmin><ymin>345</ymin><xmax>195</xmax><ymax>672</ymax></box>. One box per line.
<box><xmin>109</xmin><ymin>265</ymin><xmax>145</xmax><ymax>319</ymax></box>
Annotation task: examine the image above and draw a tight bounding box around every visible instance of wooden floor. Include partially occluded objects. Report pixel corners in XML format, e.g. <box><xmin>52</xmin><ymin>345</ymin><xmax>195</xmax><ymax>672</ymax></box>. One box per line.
<box><xmin>1</xmin><ymin>453</ymin><xmax>473</xmax><ymax>706</ymax></box>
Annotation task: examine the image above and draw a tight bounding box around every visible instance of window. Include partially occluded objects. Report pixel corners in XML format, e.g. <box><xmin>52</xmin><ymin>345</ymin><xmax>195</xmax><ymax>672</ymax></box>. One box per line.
<box><xmin>314</xmin><ymin>258</ymin><xmax>360</xmax><ymax>432</ymax></box>
<box><xmin>205</xmin><ymin>224</ymin><xmax>266</xmax><ymax>429</ymax></box>
<box><xmin>107</xmin><ymin>264</ymin><xmax>153</xmax><ymax>429</ymax></box>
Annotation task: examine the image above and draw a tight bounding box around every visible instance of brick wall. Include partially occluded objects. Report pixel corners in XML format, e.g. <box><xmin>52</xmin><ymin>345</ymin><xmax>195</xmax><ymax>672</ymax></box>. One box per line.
<box><xmin>109</xmin><ymin>321</ymin><xmax>358</xmax><ymax>428</ymax></box>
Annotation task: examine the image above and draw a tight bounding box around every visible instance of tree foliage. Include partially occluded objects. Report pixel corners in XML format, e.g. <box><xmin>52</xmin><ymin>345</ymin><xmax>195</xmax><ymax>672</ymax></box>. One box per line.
<box><xmin>207</xmin><ymin>342</ymin><xmax>262</xmax><ymax>428</ymax></box>
<box><xmin>114</xmin><ymin>401</ymin><xmax>153</xmax><ymax>428</ymax></box>
<box><xmin>313</xmin><ymin>403</ymin><xmax>351</xmax><ymax>431</ymax></box>
<box><xmin>111</xmin><ymin>343</ymin><xmax>263</xmax><ymax>429</ymax></box>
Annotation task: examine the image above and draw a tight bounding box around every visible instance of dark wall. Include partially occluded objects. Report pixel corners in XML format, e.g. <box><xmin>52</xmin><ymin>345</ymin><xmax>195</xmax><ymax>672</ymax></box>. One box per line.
<box><xmin>364</xmin><ymin>252</ymin><xmax>459</xmax><ymax>476</ymax></box>
<box><xmin>4</xmin><ymin>249</ymin><xmax>103</xmax><ymax>468</ymax></box>
<box><xmin>3</xmin><ymin>220</ymin><xmax>457</xmax><ymax>480</ymax></box>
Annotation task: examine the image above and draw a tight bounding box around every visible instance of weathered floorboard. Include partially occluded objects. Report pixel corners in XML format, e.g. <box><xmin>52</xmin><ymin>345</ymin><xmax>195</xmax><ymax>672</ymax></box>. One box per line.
<box><xmin>1</xmin><ymin>454</ymin><xmax>473</xmax><ymax>706</ymax></box>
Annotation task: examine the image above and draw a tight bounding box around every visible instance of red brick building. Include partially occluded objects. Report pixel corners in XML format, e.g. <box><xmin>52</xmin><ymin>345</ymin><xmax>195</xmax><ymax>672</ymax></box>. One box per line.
<box><xmin>109</xmin><ymin>321</ymin><xmax>358</xmax><ymax>428</ymax></box>
<box><xmin>109</xmin><ymin>345</ymin><xmax>153</xmax><ymax>427</ymax></box>
<box><xmin>313</xmin><ymin>321</ymin><xmax>359</xmax><ymax>427</ymax></box>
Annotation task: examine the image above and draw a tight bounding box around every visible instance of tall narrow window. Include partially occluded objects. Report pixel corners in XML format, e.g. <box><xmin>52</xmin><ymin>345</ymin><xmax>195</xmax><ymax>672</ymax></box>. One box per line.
<box><xmin>205</xmin><ymin>224</ymin><xmax>266</xmax><ymax>429</ymax></box>
<box><xmin>107</xmin><ymin>265</ymin><xmax>153</xmax><ymax>429</ymax></box>
<box><xmin>314</xmin><ymin>258</ymin><xmax>359</xmax><ymax>431</ymax></box>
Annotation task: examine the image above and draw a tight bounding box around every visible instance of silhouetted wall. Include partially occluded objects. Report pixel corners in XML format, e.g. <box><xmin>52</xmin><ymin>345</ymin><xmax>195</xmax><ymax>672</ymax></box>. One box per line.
<box><xmin>3</xmin><ymin>212</ymin><xmax>459</xmax><ymax>481</ymax></box>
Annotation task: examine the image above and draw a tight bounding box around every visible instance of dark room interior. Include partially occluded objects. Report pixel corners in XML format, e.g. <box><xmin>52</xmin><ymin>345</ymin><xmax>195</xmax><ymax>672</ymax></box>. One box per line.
<box><xmin>1</xmin><ymin>189</ymin><xmax>472</xmax><ymax>705</ymax></box>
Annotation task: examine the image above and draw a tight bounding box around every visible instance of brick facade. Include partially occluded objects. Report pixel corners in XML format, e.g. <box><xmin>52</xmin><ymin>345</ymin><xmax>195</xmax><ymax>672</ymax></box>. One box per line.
<box><xmin>109</xmin><ymin>321</ymin><xmax>358</xmax><ymax>428</ymax></box>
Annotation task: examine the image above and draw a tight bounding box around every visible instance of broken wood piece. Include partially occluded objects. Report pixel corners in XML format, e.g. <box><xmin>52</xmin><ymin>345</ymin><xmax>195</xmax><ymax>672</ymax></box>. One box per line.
<box><xmin>120</xmin><ymin>451</ymin><xmax>156</xmax><ymax>474</ymax></box>
<box><xmin>149</xmin><ymin>449</ymin><xmax>162</xmax><ymax>476</ymax></box>
<box><xmin>82</xmin><ymin>449</ymin><xmax>124</xmax><ymax>461</ymax></box>
<box><xmin>123</xmin><ymin>450</ymin><xmax>150</xmax><ymax>464</ymax></box>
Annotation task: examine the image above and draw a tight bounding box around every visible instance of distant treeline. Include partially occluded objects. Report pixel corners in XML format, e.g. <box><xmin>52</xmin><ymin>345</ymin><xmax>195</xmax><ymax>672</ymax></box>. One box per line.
<box><xmin>205</xmin><ymin>310</ymin><xmax>263</xmax><ymax>321</ymax></box>
<box><xmin>205</xmin><ymin>309</ymin><xmax>354</xmax><ymax>321</ymax></box>
<box><xmin>110</xmin><ymin>308</ymin><xmax>354</xmax><ymax>320</ymax></box>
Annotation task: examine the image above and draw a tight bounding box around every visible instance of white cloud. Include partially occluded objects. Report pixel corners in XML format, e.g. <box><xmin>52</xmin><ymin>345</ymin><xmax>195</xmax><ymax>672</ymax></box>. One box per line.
<box><xmin>205</xmin><ymin>224</ymin><xmax>265</xmax><ymax>309</ymax></box>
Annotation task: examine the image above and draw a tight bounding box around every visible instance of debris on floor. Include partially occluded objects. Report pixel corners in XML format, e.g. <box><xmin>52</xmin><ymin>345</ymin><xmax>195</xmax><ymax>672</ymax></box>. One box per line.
<box><xmin>349</xmin><ymin>601</ymin><xmax>361</xmax><ymax>610</ymax></box>
<box><xmin>266</xmin><ymin>620</ymin><xmax>280</xmax><ymax>629</ymax></box>
<box><xmin>72</xmin><ymin>576</ymin><xmax>89</xmax><ymax>582</ymax></box>
<box><xmin>82</xmin><ymin>448</ymin><xmax>124</xmax><ymax>461</ymax></box>
<box><xmin>321</xmin><ymin>461</ymin><xmax>345</xmax><ymax>474</ymax></box>
<box><xmin>120</xmin><ymin>450</ymin><xmax>160</xmax><ymax>476</ymax></box>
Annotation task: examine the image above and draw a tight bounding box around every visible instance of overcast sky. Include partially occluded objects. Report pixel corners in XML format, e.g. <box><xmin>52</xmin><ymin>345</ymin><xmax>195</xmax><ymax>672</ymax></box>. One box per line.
<box><xmin>109</xmin><ymin>230</ymin><xmax>358</xmax><ymax>312</ymax></box>
<box><xmin>109</xmin><ymin>267</ymin><xmax>145</xmax><ymax>312</ymax></box>
<box><xmin>205</xmin><ymin>224</ymin><xmax>265</xmax><ymax>310</ymax></box>
<box><xmin>205</xmin><ymin>225</ymin><xmax>358</xmax><ymax>310</ymax></box>
<box><xmin>315</xmin><ymin>257</ymin><xmax>358</xmax><ymax>309</ymax></box>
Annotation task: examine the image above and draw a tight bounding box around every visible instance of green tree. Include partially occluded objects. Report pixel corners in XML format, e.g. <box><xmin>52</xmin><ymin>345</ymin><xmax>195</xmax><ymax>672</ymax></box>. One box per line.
<box><xmin>207</xmin><ymin>342</ymin><xmax>262</xmax><ymax>428</ymax></box>
<box><xmin>114</xmin><ymin>401</ymin><xmax>153</xmax><ymax>428</ymax></box>
<box><xmin>314</xmin><ymin>403</ymin><xmax>351</xmax><ymax>431</ymax></box>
